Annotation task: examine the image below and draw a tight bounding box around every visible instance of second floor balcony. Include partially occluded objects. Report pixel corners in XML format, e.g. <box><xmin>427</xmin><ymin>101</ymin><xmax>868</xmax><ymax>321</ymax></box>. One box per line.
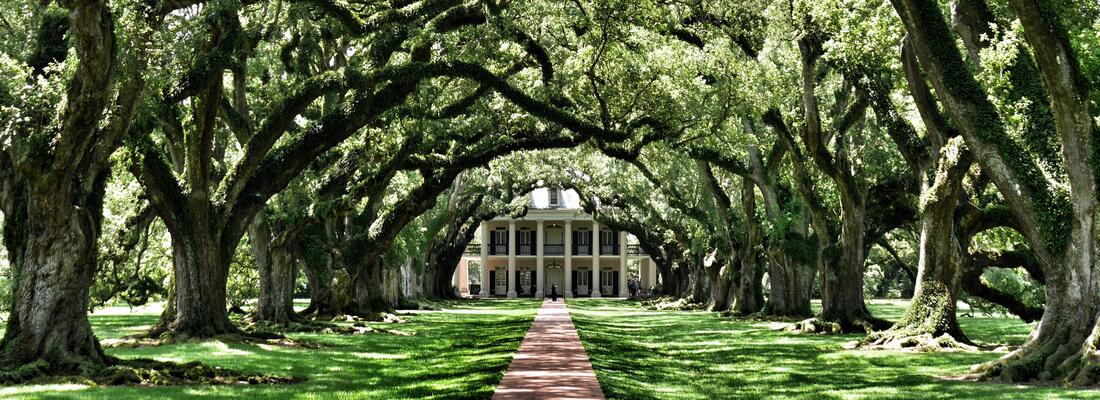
<box><xmin>477</xmin><ymin>242</ymin><xmax>633</xmax><ymax>256</ymax></box>
<box><xmin>545</xmin><ymin>244</ymin><xmax>564</xmax><ymax>255</ymax></box>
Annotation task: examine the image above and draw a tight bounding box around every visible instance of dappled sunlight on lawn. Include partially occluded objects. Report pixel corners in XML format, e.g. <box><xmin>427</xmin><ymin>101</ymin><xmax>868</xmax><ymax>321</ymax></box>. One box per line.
<box><xmin>0</xmin><ymin>384</ymin><xmax>87</xmax><ymax>397</ymax></box>
<box><xmin>0</xmin><ymin>299</ymin><xmax>540</xmax><ymax>400</ymax></box>
<box><xmin>568</xmin><ymin>298</ymin><xmax>1100</xmax><ymax>400</ymax></box>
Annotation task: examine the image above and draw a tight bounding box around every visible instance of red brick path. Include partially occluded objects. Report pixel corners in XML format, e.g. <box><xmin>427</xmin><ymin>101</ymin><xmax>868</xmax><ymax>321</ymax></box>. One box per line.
<box><xmin>491</xmin><ymin>299</ymin><xmax>606</xmax><ymax>400</ymax></box>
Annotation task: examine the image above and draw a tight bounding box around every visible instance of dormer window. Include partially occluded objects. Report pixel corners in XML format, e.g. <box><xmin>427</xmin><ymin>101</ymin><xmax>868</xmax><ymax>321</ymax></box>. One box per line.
<box><xmin>549</xmin><ymin>189</ymin><xmax>560</xmax><ymax>207</ymax></box>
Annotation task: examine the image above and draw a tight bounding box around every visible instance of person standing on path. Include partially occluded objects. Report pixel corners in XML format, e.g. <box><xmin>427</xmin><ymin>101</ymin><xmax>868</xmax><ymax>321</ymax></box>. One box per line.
<box><xmin>550</xmin><ymin>284</ymin><xmax>559</xmax><ymax>302</ymax></box>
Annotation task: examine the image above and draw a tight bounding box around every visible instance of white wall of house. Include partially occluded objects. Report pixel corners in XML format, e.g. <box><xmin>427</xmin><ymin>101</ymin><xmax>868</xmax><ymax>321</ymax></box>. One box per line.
<box><xmin>454</xmin><ymin>200</ymin><xmax>656</xmax><ymax>298</ymax></box>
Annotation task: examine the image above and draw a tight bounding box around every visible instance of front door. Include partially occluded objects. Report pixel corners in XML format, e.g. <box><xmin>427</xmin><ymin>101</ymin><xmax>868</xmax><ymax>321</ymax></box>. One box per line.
<box><xmin>576</xmin><ymin>269</ymin><xmax>590</xmax><ymax>295</ymax></box>
<box><xmin>544</xmin><ymin>264</ymin><xmax>564</xmax><ymax>296</ymax></box>
<box><xmin>601</xmin><ymin>270</ymin><xmax>617</xmax><ymax>296</ymax></box>
<box><xmin>495</xmin><ymin>267</ymin><xmax>507</xmax><ymax>294</ymax></box>
<box><xmin>520</xmin><ymin>270</ymin><xmax>533</xmax><ymax>296</ymax></box>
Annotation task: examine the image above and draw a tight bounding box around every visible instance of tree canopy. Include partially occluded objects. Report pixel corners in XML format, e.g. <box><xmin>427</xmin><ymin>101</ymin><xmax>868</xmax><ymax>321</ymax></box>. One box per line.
<box><xmin>1</xmin><ymin>0</ymin><xmax>1099</xmax><ymax>389</ymax></box>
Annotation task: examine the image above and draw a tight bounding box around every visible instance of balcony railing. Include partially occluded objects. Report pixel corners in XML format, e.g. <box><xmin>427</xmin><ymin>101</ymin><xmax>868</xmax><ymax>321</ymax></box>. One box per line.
<box><xmin>544</xmin><ymin>244</ymin><xmax>564</xmax><ymax>255</ymax></box>
<box><xmin>476</xmin><ymin>243</ymin><xmax>644</xmax><ymax>256</ymax></box>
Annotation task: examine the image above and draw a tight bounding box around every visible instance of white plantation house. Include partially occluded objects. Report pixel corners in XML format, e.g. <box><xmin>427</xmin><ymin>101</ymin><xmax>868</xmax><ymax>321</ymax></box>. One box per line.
<box><xmin>452</xmin><ymin>188</ymin><xmax>659</xmax><ymax>298</ymax></box>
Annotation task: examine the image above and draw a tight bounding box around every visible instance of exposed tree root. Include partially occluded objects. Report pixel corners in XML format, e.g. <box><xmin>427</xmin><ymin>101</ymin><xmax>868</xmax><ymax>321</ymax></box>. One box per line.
<box><xmin>244</xmin><ymin>319</ymin><xmax>410</xmax><ymax>336</ymax></box>
<box><xmin>720</xmin><ymin>312</ymin><xmax>806</xmax><ymax>323</ymax></box>
<box><xmin>964</xmin><ymin>333</ymin><xmax>1100</xmax><ymax>385</ymax></box>
<box><xmin>97</xmin><ymin>359</ymin><xmax>302</xmax><ymax>386</ymax></box>
<box><xmin>107</xmin><ymin>330</ymin><xmax>320</xmax><ymax>349</ymax></box>
<box><xmin>785</xmin><ymin>318</ymin><xmax>843</xmax><ymax>334</ymax></box>
<box><xmin>640</xmin><ymin>296</ymin><xmax>705</xmax><ymax>311</ymax></box>
<box><xmin>784</xmin><ymin>314</ymin><xmax>892</xmax><ymax>334</ymax></box>
<box><xmin>0</xmin><ymin>360</ymin><xmax>53</xmax><ymax>384</ymax></box>
<box><xmin>331</xmin><ymin>312</ymin><xmax>407</xmax><ymax>324</ymax></box>
<box><xmin>0</xmin><ymin>358</ymin><xmax>301</xmax><ymax>386</ymax></box>
<box><xmin>861</xmin><ymin>331</ymin><xmax>977</xmax><ymax>352</ymax></box>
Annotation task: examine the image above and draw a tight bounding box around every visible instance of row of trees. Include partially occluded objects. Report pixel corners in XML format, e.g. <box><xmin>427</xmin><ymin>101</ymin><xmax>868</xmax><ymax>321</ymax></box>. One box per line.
<box><xmin>0</xmin><ymin>0</ymin><xmax>1097</xmax><ymax>388</ymax></box>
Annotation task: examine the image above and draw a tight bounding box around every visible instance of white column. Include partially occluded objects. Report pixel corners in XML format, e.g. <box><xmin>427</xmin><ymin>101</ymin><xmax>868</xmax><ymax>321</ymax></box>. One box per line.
<box><xmin>479</xmin><ymin>222</ymin><xmax>489</xmax><ymax>298</ymax></box>
<box><xmin>535</xmin><ymin>220</ymin><xmax>545</xmax><ymax>298</ymax></box>
<box><xmin>648</xmin><ymin>256</ymin><xmax>657</xmax><ymax>290</ymax></box>
<box><xmin>452</xmin><ymin>263</ymin><xmax>460</xmax><ymax>289</ymax></box>
<box><xmin>619</xmin><ymin>231</ymin><xmax>628</xmax><ymax>297</ymax></box>
<box><xmin>507</xmin><ymin>220</ymin><xmax>517</xmax><ymax>298</ymax></box>
<box><xmin>564</xmin><ymin>220</ymin><xmax>573</xmax><ymax>298</ymax></box>
<box><xmin>458</xmin><ymin>260</ymin><xmax>469</xmax><ymax>294</ymax></box>
<box><xmin>591</xmin><ymin>220</ymin><xmax>601</xmax><ymax>298</ymax></box>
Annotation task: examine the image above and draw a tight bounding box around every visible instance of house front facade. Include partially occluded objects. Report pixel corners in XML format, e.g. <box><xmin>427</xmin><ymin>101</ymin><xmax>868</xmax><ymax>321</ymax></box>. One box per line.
<box><xmin>452</xmin><ymin>188</ymin><xmax>658</xmax><ymax>298</ymax></box>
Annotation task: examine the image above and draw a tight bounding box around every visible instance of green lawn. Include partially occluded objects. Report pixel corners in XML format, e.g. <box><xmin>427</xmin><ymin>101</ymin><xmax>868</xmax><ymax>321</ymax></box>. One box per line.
<box><xmin>7</xmin><ymin>298</ymin><xmax>1098</xmax><ymax>399</ymax></box>
<box><xmin>568</xmin><ymin>298</ymin><xmax>1100</xmax><ymax>400</ymax></box>
<box><xmin>0</xmin><ymin>299</ymin><xmax>540</xmax><ymax>400</ymax></box>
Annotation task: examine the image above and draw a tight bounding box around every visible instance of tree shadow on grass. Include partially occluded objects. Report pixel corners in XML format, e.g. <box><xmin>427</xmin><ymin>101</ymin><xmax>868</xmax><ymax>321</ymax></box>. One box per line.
<box><xmin>568</xmin><ymin>299</ymin><xmax>1100</xmax><ymax>400</ymax></box>
<box><xmin>6</xmin><ymin>300</ymin><xmax>540</xmax><ymax>400</ymax></box>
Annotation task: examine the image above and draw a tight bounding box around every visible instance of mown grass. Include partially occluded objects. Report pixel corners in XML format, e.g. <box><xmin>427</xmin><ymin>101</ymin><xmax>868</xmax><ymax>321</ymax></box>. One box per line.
<box><xmin>0</xmin><ymin>299</ymin><xmax>540</xmax><ymax>400</ymax></box>
<box><xmin>568</xmin><ymin>298</ymin><xmax>1100</xmax><ymax>400</ymax></box>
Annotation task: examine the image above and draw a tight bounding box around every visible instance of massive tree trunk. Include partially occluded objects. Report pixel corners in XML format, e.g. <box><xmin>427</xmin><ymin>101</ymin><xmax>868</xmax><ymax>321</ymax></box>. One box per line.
<box><xmin>0</xmin><ymin>0</ymin><xmax>128</xmax><ymax>377</ymax></box>
<box><xmin>743</xmin><ymin>142</ymin><xmax>813</xmax><ymax>317</ymax></box>
<box><xmin>162</xmin><ymin>227</ymin><xmax>238</xmax><ymax>337</ymax></box>
<box><xmin>298</xmin><ymin>220</ymin><xmax>342</xmax><ymax>319</ymax></box>
<box><xmin>863</xmin><ymin>24</ymin><xmax>978</xmax><ymax>349</ymax></box>
<box><xmin>688</xmin><ymin>260</ymin><xmax>710</xmax><ymax>303</ymax></box>
<box><xmin>867</xmin><ymin>138</ymin><xmax>973</xmax><ymax>349</ymax></box>
<box><xmin>423</xmin><ymin>245</ymin><xmax>466</xmax><ymax>299</ymax></box>
<box><xmin>818</xmin><ymin>198</ymin><xmax>888</xmax><ymax>331</ymax></box>
<box><xmin>663</xmin><ymin>264</ymin><xmax>692</xmax><ymax>298</ymax></box>
<box><xmin>765</xmin><ymin>251</ymin><xmax>815</xmax><ymax>317</ymax></box>
<box><xmin>792</xmin><ymin>32</ymin><xmax>887</xmax><ymax>332</ymax></box>
<box><xmin>421</xmin><ymin>218</ymin><xmax>480</xmax><ymax>300</ymax></box>
<box><xmin>0</xmin><ymin>185</ymin><xmax>110</xmax><ymax>376</ymax></box>
<box><xmin>353</xmin><ymin>258</ymin><xmax>395</xmax><ymax>313</ymax></box>
<box><xmin>705</xmin><ymin>258</ymin><xmax>735</xmax><ymax>312</ymax></box>
<box><xmin>301</xmin><ymin>252</ymin><xmax>338</xmax><ymax>318</ymax></box>
<box><xmin>893</xmin><ymin>0</ymin><xmax>1100</xmax><ymax>383</ymax></box>
<box><xmin>735</xmin><ymin>179</ymin><xmax>764</xmax><ymax>315</ymax></box>
<box><xmin>253</xmin><ymin>225</ymin><xmax>297</xmax><ymax>325</ymax></box>
<box><xmin>251</xmin><ymin>212</ymin><xmax>296</xmax><ymax>324</ymax></box>
<box><xmin>984</xmin><ymin>0</ymin><xmax>1100</xmax><ymax>384</ymax></box>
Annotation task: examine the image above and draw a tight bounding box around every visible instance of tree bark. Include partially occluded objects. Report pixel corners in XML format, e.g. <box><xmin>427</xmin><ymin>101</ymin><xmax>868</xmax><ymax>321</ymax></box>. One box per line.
<box><xmin>792</xmin><ymin>33</ymin><xmax>887</xmax><ymax>332</ymax></box>
<box><xmin>735</xmin><ymin>178</ymin><xmax>764</xmax><ymax>315</ymax></box>
<box><xmin>300</xmin><ymin>252</ymin><xmax>337</xmax><ymax>319</ymax></box>
<box><xmin>251</xmin><ymin>212</ymin><xmax>293</xmax><ymax>324</ymax></box>
<box><xmin>162</xmin><ymin>227</ymin><xmax>238</xmax><ymax>337</ymax></box>
<box><xmin>688</xmin><ymin>260</ymin><xmax>710</xmax><ymax>303</ymax></box>
<box><xmin>706</xmin><ymin>257</ymin><xmax>735</xmax><ymax>312</ymax></box>
<box><xmin>818</xmin><ymin>199</ymin><xmax>888</xmax><ymax>331</ymax></box>
<box><xmin>353</xmin><ymin>258</ymin><xmax>395</xmax><ymax>313</ymax></box>
<box><xmin>743</xmin><ymin>142</ymin><xmax>814</xmax><ymax>317</ymax></box>
<box><xmin>893</xmin><ymin>0</ymin><xmax>1100</xmax><ymax>383</ymax></box>
<box><xmin>0</xmin><ymin>0</ymin><xmax>121</xmax><ymax>377</ymax></box>
<box><xmin>253</xmin><ymin>221</ymin><xmax>297</xmax><ymax>325</ymax></box>
<box><xmin>867</xmin><ymin>138</ymin><xmax>974</xmax><ymax>348</ymax></box>
<box><xmin>0</xmin><ymin>189</ymin><xmax>109</xmax><ymax>375</ymax></box>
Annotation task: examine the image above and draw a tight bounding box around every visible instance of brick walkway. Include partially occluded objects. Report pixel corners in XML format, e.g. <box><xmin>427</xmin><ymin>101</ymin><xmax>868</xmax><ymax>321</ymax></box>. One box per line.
<box><xmin>492</xmin><ymin>299</ymin><xmax>606</xmax><ymax>400</ymax></box>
